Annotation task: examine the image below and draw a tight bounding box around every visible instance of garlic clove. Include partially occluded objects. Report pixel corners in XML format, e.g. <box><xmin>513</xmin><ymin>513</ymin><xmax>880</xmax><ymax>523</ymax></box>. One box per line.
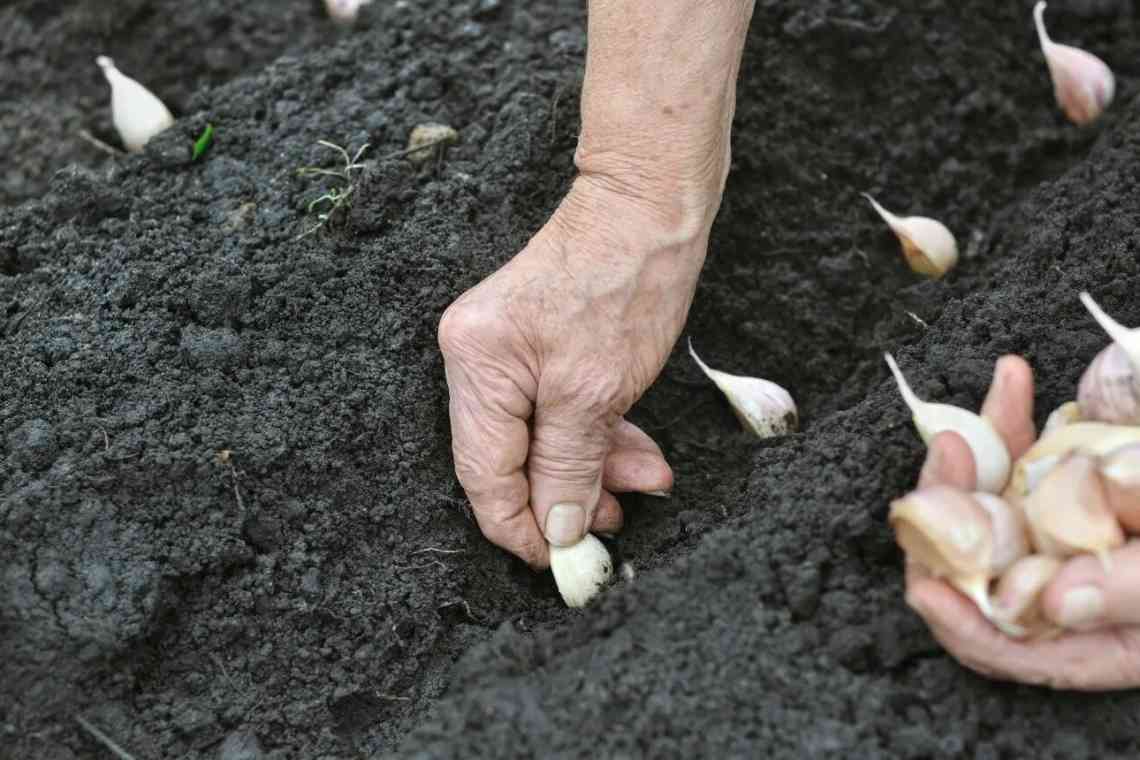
<box><xmin>972</xmin><ymin>492</ymin><xmax>1029</xmax><ymax>575</ymax></box>
<box><xmin>324</xmin><ymin>0</ymin><xmax>374</xmax><ymax>24</ymax></box>
<box><xmin>889</xmin><ymin>487</ymin><xmax>1001</xmax><ymax>622</ymax></box>
<box><xmin>1021</xmin><ymin>452</ymin><xmax>1124</xmax><ymax>571</ymax></box>
<box><xmin>96</xmin><ymin>56</ymin><xmax>175</xmax><ymax>153</ymax></box>
<box><xmin>992</xmin><ymin>554</ymin><xmax>1063</xmax><ymax>639</ymax></box>
<box><xmin>1042</xmin><ymin>401</ymin><xmax>1083</xmax><ymax>435</ymax></box>
<box><xmin>1005</xmin><ymin>421</ymin><xmax>1140</xmax><ymax>499</ymax></box>
<box><xmin>884</xmin><ymin>353</ymin><xmax>1011</xmax><ymax>493</ymax></box>
<box><xmin>862</xmin><ymin>194</ymin><xmax>958</xmax><ymax>278</ymax></box>
<box><xmin>1034</xmin><ymin>2</ymin><xmax>1114</xmax><ymax>126</ymax></box>
<box><xmin>1077</xmin><ymin>292</ymin><xmax>1140</xmax><ymax>424</ymax></box>
<box><xmin>688</xmin><ymin>340</ymin><xmax>798</xmax><ymax>438</ymax></box>
<box><xmin>1099</xmin><ymin>443</ymin><xmax>1140</xmax><ymax>533</ymax></box>
<box><xmin>549</xmin><ymin>533</ymin><xmax>614</xmax><ymax>608</ymax></box>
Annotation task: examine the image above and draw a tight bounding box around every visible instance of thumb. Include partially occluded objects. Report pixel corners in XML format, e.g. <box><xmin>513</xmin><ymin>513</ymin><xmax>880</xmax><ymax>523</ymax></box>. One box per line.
<box><xmin>527</xmin><ymin>400</ymin><xmax>613</xmax><ymax>547</ymax></box>
<box><xmin>1040</xmin><ymin>539</ymin><xmax>1140</xmax><ymax>631</ymax></box>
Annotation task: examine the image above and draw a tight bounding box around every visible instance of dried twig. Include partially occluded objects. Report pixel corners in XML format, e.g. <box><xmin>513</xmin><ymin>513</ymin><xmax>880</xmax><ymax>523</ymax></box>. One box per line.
<box><xmin>75</xmin><ymin>716</ymin><xmax>136</xmax><ymax>760</ymax></box>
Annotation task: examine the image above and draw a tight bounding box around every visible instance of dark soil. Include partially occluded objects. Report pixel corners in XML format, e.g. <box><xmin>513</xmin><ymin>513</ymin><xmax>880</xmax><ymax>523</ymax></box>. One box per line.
<box><xmin>4</xmin><ymin>0</ymin><xmax>1140</xmax><ymax>757</ymax></box>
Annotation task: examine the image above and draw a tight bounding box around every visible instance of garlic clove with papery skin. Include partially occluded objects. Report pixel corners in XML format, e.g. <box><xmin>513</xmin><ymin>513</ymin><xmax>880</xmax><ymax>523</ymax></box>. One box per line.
<box><xmin>324</xmin><ymin>0</ymin><xmax>374</xmax><ymax>24</ymax></box>
<box><xmin>549</xmin><ymin>533</ymin><xmax>614</xmax><ymax>608</ymax></box>
<box><xmin>1042</xmin><ymin>401</ymin><xmax>1083</xmax><ymax>435</ymax></box>
<box><xmin>1021</xmin><ymin>453</ymin><xmax>1123</xmax><ymax>572</ymax></box>
<box><xmin>1099</xmin><ymin>443</ymin><xmax>1140</xmax><ymax>533</ymax></box>
<box><xmin>1034</xmin><ymin>2</ymin><xmax>1114</xmax><ymax>126</ymax></box>
<box><xmin>1004</xmin><ymin>421</ymin><xmax>1140</xmax><ymax>500</ymax></box>
<box><xmin>96</xmin><ymin>56</ymin><xmax>175</xmax><ymax>153</ymax></box>
<box><xmin>1077</xmin><ymin>292</ymin><xmax>1140</xmax><ymax>424</ymax></box>
<box><xmin>972</xmin><ymin>493</ymin><xmax>1030</xmax><ymax>575</ymax></box>
<box><xmin>688</xmin><ymin>340</ymin><xmax>797</xmax><ymax>438</ymax></box>
<box><xmin>992</xmin><ymin>554</ymin><xmax>1063</xmax><ymax>639</ymax></box>
<box><xmin>862</xmin><ymin>194</ymin><xmax>958</xmax><ymax>278</ymax></box>
<box><xmin>889</xmin><ymin>486</ymin><xmax>1003</xmax><ymax>625</ymax></box>
<box><xmin>884</xmin><ymin>353</ymin><xmax>1011</xmax><ymax>493</ymax></box>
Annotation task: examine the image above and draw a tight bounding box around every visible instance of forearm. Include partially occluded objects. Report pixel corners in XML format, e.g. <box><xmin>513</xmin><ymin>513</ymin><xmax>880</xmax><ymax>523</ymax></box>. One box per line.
<box><xmin>575</xmin><ymin>0</ymin><xmax>755</xmax><ymax>236</ymax></box>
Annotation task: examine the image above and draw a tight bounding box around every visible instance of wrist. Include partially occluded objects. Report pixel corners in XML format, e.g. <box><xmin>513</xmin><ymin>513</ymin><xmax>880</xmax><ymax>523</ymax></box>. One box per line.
<box><xmin>572</xmin><ymin>131</ymin><xmax>728</xmax><ymax>248</ymax></box>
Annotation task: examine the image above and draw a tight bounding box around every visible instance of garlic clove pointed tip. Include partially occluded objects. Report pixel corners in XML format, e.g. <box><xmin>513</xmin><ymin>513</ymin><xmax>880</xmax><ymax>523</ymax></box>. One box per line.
<box><xmin>96</xmin><ymin>55</ymin><xmax>115</xmax><ymax>70</ymax></box>
<box><xmin>1033</xmin><ymin>2</ymin><xmax>1051</xmax><ymax>49</ymax></box>
<box><xmin>1080</xmin><ymin>291</ymin><xmax>1140</xmax><ymax>368</ymax></box>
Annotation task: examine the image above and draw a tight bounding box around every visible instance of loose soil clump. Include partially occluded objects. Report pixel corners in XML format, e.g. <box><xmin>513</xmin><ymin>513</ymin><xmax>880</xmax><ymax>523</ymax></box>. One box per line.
<box><xmin>4</xmin><ymin>1</ymin><xmax>1140</xmax><ymax>757</ymax></box>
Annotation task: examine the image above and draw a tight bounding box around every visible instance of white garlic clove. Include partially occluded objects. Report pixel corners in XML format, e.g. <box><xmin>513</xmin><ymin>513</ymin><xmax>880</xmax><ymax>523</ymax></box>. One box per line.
<box><xmin>1005</xmin><ymin>421</ymin><xmax>1140</xmax><ymax>499</ymax></box>
<box><xmin>884</xmin><ymin>353</ymin><xmax>1011</xmax><ymax>493</ymax></box>
<box><xmin>1042</xmin><ymin>400</ymin><xmax>1083</xmax><ymax>435</ymax></box>
<box><xmin>96</xmin><ymin>56</ymin><xmax>175</xmax><ymax>153</ymax></box>
<box><xmin>862</xmin><ymin>194</ymin><xmax>958</xmax><ymax>278</ymax></box>
<box><xmin>972</xmin><ymin>493</ymin><xmax>1029</xmax><ymax>575</ymax></box>
<box><xmin>889</xmin><ymin>487</ymin><xmax>1001</xmax><ymax>623</ymax></box>
<box><xmin>688</xmin><ymin>340</ymin><xmax>798</xmax><ymax>438</ymax></box>
<box><xmin>324</xmin><ymin>0</ymin><xmax>374</xmax><ymax>24</ymax></box>
<box><xmin>1099</xmin><ymin>443</ymin><xmax>1140</xmax><ymax>533</ymax></box>
<box><xmin>1077</xmin><ymin>292</ymin><xmax>1140</xmax><ymax>424</ymax></box>
<box><xmin>549</xmin><ymin>533</ymin><xmax>614</xmax><ymax>608</ymax></box>
<box><xmin>1034</xmin><ymin>2</ymin><xmax>1114</xmax><ymax>126</ymax></box>
<box><xmin>992</xmin><ymin>554</ymin><xmax>1063</xmax><ymax>639</ymax></box>
<box><xmin>1021</xmin><ymin>453</ymin><xmax>1123</xmax><ymax>571</ymax></box>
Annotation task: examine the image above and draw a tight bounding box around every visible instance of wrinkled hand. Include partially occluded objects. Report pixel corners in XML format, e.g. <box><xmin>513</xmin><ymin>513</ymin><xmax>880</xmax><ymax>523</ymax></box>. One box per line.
<box><xmin>907</xmin><ymin>356</ymin><xmax>1140</xmax><ymax>689</ymax></box>
<box><xmin>438</xmin><ymin>177</ymin><xmax>715</xmax><ymax>568</ymax></box>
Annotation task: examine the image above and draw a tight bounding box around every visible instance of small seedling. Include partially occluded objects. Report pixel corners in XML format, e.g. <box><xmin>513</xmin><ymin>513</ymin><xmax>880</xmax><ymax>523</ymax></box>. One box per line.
<box><xmin>192</xmin><ymin>123</ymin><xmax>215</xmax><ymax>161</ymax></box>
<box><xmin>295</xmin><ymin>140</ymin><xmax>369</xmax><ymax>239</ymax></box>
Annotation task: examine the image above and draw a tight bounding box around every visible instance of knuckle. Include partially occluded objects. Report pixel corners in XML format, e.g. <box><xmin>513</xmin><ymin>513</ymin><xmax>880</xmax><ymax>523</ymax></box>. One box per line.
<box><xmin>438</xmin><ymin>298</ymin><xmax>498</xmax><ymax>357</ymax></box>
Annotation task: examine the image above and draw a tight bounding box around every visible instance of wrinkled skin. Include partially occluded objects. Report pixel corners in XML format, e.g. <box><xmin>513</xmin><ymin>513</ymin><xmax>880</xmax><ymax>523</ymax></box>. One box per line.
<box><xmin>908</xmin><ymin>356</ymin><xmax>1140</xmax><ymax>690</ymax></box>
<box><xmin>438</xmin><ymin>177</ymin><xmax>712</xmax><ymax>568</ymax></box>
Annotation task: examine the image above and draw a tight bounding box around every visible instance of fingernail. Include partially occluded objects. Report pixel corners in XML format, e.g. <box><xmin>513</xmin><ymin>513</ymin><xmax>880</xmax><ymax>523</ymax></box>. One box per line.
<box><xmin>992</xmin><ymin>359</ymin><xmax>1010</xmax><ymax>394</ymax></box>
<box><xmin>545</xmin><ymin>503</ymin><xmax>585</xmax><ymax>546</ymax></box>
<box><xmin>1058</xmin><ymin>586</ymin><xmax>1105</xmax><ymax>629</ymax></box>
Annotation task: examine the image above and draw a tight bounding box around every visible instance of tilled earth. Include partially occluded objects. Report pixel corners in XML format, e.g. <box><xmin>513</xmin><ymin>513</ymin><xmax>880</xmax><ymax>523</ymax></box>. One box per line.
<box><xmin>4</xmin><ymin>0</ymin><xmax>1140</xmax><ymax>757</ymax></box>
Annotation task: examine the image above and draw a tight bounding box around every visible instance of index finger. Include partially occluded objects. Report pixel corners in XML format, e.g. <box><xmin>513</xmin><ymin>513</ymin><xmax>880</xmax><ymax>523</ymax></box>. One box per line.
<box><xmin>980</xmin><ymin>354</ymin><xmax>1036</xmax><ymax>462</ymax></box>
<box><xmin>444</xmin><ymin>359</ymin><xmax>548</xmax><ymax>568</ymax></box>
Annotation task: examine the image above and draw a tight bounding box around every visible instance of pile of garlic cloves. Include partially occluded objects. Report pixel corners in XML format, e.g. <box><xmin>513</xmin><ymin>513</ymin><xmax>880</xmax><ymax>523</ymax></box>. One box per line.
<box><xmin>887</xmin><ymin>292</ymin><xmax>1140</xmax><ymax>639</ymax></box>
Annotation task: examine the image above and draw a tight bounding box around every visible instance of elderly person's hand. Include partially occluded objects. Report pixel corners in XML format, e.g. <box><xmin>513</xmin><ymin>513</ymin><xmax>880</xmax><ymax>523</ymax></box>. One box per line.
<box><xmin>437</xmin><ymin>0</ymin><xmax>755</xmax><ymax>567</ymax></box>
<box><xmin>906</xmin><ymin>356</ymin><xmax>1140</xmax><ymax>690</ymax></box>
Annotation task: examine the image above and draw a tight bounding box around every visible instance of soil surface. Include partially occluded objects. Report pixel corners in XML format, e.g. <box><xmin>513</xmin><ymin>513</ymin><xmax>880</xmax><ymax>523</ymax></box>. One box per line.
<box><xmin>4</xmin><ymin>0</ymin><xmax>1140</xmax><ymax>757</ymax></box>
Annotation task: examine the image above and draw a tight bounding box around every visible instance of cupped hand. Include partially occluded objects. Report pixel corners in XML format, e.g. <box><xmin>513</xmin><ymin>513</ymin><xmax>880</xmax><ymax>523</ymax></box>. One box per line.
<box><xmin>906</xmin><ymin>355</ymin><xmax>1140</xmax><ymax>689</ymax></box>
<box><xmin>438</xmin><ymin>177</ymin><xmax>716</xmax><ymax>568</ymax></box>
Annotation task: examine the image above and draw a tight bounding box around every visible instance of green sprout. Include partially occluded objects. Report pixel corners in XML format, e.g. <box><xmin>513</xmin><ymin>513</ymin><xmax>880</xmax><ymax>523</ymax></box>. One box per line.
<box><xmin>192</xmin><ymin>123</ymin><xmax>215</xmax><ymax>161</ymax></box>
<box><xmin>295</xmin><ymin>140</ymin><xmax>370</xmax><ymax>239</ymax></box>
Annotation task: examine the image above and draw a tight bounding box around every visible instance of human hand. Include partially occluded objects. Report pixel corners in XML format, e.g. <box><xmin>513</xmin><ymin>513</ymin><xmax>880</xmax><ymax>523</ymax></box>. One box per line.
<box><xmin>438</xmin><ymin>177</ymin><xmax>720</xmax><ymax>568</ymax></box>
<box><xmin>905</xmin><ymin>355</ymin><xmax>1140</xmax><ymax>689</ymax></box>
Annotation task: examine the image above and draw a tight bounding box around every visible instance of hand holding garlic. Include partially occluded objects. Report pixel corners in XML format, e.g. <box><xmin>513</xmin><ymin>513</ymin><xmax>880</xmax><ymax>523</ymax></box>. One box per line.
<box><xmin>900</xmin><ymin>355</ymin><xmax>1140</xmax><ymax>690</ymax></box>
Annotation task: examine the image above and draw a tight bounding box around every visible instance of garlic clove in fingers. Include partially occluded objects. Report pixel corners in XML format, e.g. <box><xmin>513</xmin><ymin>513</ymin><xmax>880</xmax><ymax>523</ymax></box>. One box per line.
<box><xmin>1021</xmin><ymin>453</ymin><xmax>1123</xmax><ymax>571</ymax></box>
<box><xmin>992</xmin><ymin>554</ymin><xmax>1063</xmax><ymax>639</ymax></box>
<box><xmin>688</xmin><ymin>340</ymin><xmax>798</xmax><ymax>438</ymax></box>
<box><xmin>862</xmin><ymin>194</ymin><xmax>958</xmax><ymax>278</ymax></box>
<box><xmin>1099</xmin><ymin>443</ymin><xmax>1140</xmax><ymax>533</ymax></box>
<box><xmin>972</xmin><ymin>493</ymin><xmax>1030</xmax><ymax>575</ymax></box>
<box><xmin>1034</xmin><ymin>2</ymin><xmax>1114</xmax><ymax>126</ymax></box>
<box><xmin>1042</xmin><ymin>401</ymin><xmax>1083</xmax><ymax>435</ymax></box>
<box><xmin>96</xmin><ymin>56</ymin><xmax>174</xmax><ymax>153</ymax></box>
<box><xmin>1077</xmin><ymin>292</ymin><xmax>1140</xmax><ymax>424</ymax></box>
<box><xmin>889</xmin><ymin>487</ymin><xmax>1000</xmax><ymax>621</ymax></box>
<box><xmin>549</xmin><ymin>533</ymin><xmax>614</xmax><ymax>608</ymax></box>
<box><xmin>884</xmin><ymin>353</ymin><xmax>1011</xmax><ymax>493</ymax></box>
<box><xmin>1004</xmin><ymin>421</ymin><xmax>1140</xmax><ymax>499</ymax></box>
